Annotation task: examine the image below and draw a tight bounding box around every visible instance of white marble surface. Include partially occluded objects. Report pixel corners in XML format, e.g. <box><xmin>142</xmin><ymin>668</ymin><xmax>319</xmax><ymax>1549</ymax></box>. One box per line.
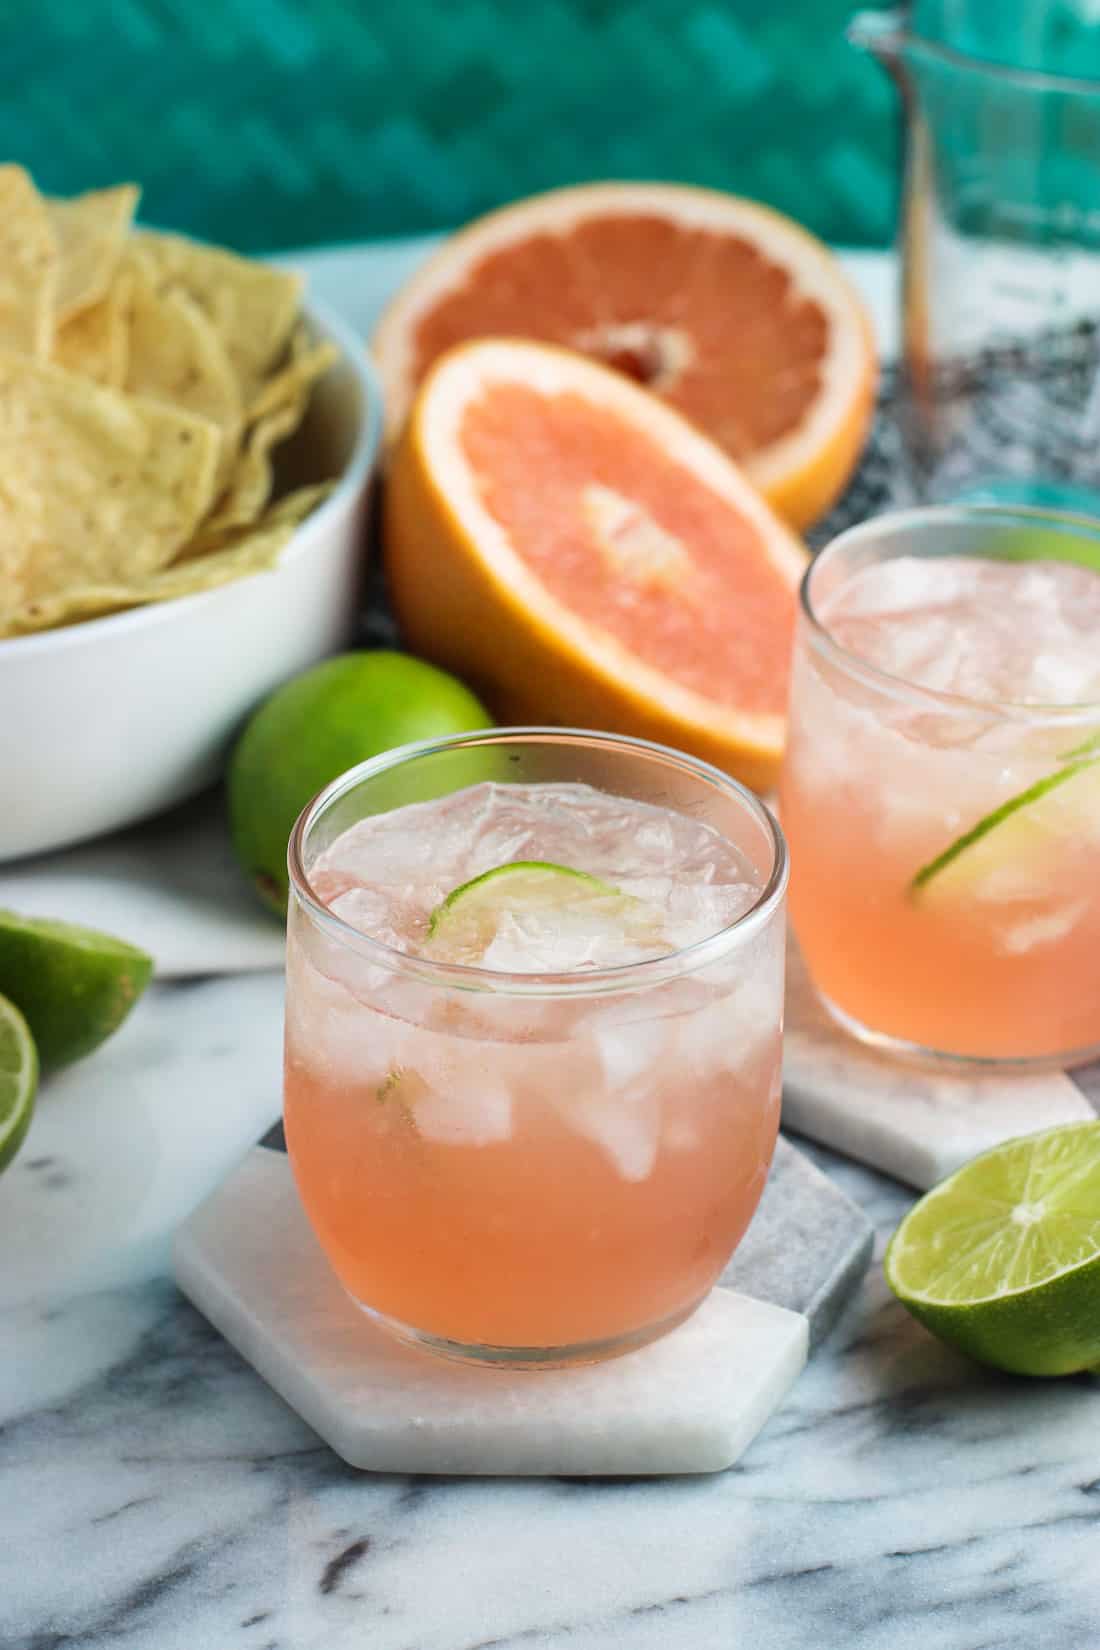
<box><xmin>0</xmin><ymin>788</ymin><xmax>285</xmax><ymax>979</ymax></box>
<box><xmin>4</xmin><ymin>242</ymin><xmax>1100</xmax><ymax>1647</ymax></box>
<box><xmin>4</xmin><ymin>967</ymin><xmax>1100</xmax><ymax>1649</ymax></box>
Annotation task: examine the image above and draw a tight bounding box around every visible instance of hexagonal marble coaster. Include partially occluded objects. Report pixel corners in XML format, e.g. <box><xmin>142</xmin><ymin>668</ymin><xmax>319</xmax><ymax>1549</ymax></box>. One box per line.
<box><xmin>173</xmin><ymin>1132</ymin><xmax>870</xmax><ymax>1477</ymax></box>
<box><xmin>783</xmin><ymin>942</ymin><xmax>1099</xmax><ymax>1191</ymax></box>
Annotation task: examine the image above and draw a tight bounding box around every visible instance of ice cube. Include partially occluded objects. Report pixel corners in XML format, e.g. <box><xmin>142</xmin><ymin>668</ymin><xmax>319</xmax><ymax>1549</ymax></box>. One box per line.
<box><xmin>824</xmin><ymin>555</ymin><xmax>1100</xmax><ymax>708</ymax></box>
<box><xmin>458</xmin><ymin>989</ymin><xmax>561</xmax><ymax>1046</ymax></box>
<box><xmin>676</xmin><ymin>975</ymin><xmax>780</xmax><ymax>1079</ymax></box>
<box><xmin>561</xmin><ymin>1087</ymin><xmax>661</xmax><ymax>1181</ymax></box>
<box><xmin>1028</xmin><ymin>651</ymin><xmax>1100</xmax><ymax>706</ymax></box>
<box><xmin>297</xmin><ymin>916</ymin><xmax>393</xmax><ymax>1006</ymax></box>
<box><xmin>660</xmin><ymin>880</ymin><xmax>760</xmax><ymax>951</ymax></box>
<box><xmin>311</xmin><ymin>778</ymin><xmax>763</xmax><ymax>971</ymax></box>
<box><xmin>411</xmin><ymin>1075</ymin><xmax>513</xmax><ymax>1146</ymax></box>
<box><xmin>995</xmin><ymin>899</ymin><xmax>1091</xmax><ymax>956</ymax></box>
<box><xmin>317</xmin><ymin>999</ymin><xmax>412</xmax><ymax>1087</ymax></box>
<box><xmin>402</xmin><ymin>1027</ymin><xmax>515</xmax><ymax>1146</ymax></box>
<box><xmin>327</xmin><ymin>885</ymin><xmax>402</xmax><ymax>947</ymax></box>
<box><xmin>478</xmin><ymin>906</ymin><xmax>660</xmax><ymax>973</ymax></box>
<box><xmin>592</xmin><ymin>1015</ymin><xmax>669</xmax><ymax>1086</ymax></box>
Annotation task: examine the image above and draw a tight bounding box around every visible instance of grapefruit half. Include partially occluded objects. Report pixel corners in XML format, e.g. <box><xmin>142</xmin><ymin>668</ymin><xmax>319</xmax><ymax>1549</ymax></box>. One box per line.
<box><xmin>384</xmin><ymin>338</ymin><xmax>808</xmax><ymax>792</ymax></box>
<box><xmin>373</xmin><ymin>182</ymin><xmax>876</xmax><ymax>530</ymax></box>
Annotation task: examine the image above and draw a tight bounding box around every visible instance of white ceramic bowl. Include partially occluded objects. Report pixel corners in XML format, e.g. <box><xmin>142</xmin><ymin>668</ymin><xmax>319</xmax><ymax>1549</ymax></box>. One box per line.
<box><xmin>0</xmin><ymin>298</ymin><xmax>382</xmax><ymax>863</ymax></box>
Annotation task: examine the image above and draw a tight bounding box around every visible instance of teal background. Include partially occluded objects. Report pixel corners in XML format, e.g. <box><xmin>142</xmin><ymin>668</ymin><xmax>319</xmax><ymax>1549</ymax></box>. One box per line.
<box><xmin>0</xmin><ymin>1</ymin><xmax>899</xmax><ymax>253</ymax></box>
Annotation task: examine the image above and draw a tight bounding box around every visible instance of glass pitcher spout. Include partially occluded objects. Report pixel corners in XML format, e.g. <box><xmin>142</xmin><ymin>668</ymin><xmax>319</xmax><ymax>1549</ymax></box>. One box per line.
<box><xmin>850</xmin><ymin>5</ymin><xmax>1100</xmax><ymax>92</ymax></box>
<box><xmin>848</xmin><ymin>8</ymin><xmax>908</xmax><ymax>73</ymax></box>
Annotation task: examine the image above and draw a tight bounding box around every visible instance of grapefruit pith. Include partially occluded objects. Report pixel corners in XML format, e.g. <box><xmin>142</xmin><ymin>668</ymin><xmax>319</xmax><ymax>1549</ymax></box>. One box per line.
<box><xmin>373</xmin><ymin>182</ymin><xmax>876</xmax><ymax>531</ymax></box>
<box><xmin>384</xmin><ymin>338</ymin><xmax>808</xmax><ymax>793</ymax></box>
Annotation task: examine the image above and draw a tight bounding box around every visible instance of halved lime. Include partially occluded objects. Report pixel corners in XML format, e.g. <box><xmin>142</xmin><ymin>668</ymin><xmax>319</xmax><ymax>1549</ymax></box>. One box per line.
<box><xmin>425</xmin><ymin>861</ymin><xmax>660</xmax><ymax>966</ymax></box>
<box><xmin>0</xmin><ymin>910</ymin><xmax>153</xmax><ymax>1071</ymax></box>
<box><xmin>910</xmin><ymin>741</ymin><xmax>1100</xmax><ymax>900</ymax></box>
<box><xmin>0</xmin><ymin>992</ymin><xmax>37</xmax><ymax>1173</ymax></box>
<box><xmin>885</xmin><ymin>1121</ymin><xmax>1100</xmax><ymax>1376</ymax></box>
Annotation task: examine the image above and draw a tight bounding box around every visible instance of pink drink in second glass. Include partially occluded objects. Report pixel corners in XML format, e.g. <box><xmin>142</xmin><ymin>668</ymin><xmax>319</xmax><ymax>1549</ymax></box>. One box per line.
<box><xmin>782</xmin><ymin>535</ymin><xmax>1100</xmax><ymax>1064</ymax></box>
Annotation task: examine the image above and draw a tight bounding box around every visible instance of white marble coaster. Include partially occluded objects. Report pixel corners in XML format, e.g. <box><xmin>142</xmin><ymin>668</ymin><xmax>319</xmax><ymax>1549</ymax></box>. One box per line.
<box><xmin>782</xmin><ymin>943</ymin><xmax>1097</xmax><ymax>1191</ymax></box>
<box><xmin>174</xmin><ymin>1149</ymin><xmax>809</xmax><ymax>1477</ymax></box>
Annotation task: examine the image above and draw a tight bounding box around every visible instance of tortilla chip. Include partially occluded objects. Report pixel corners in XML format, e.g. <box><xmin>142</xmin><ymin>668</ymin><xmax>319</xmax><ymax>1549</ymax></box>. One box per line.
<box><xmin>255</xmin><ymin>482</ymin><xmax>334</xmax><ymax>531</ymax></box>
<box><xmin>53</xmin><ymin>269</ymin><xmax>132</xmax><ymax>388</ymax></box>
<box><xmin>125</xmin><ymin>248</ymin><xmax>241</xmax><ymax>428</ymax></box>
<box><xmin>247</xmin><ymin>334</ymin><xmax>336</xmax><ymax>425</ymax></box>
<box><xmin>0</xmin><ymin>166</ymin><xmax>58</xmax><ymax>358</ymax></box>
<box><xmin>132</xmin><ymin>229</ymin><xmax>302</xmax><ymax>398</ymax></box>
<box><xmin>0</xmin><ymin>351</ymin><xmax>221</xmax><ymax>619</ymax></box>
<box><xmin>3</xmin><ymin>515</ymin><xmax>298</xmax><ymax>635</ymax></box>
<box><xmin>190</xmin><ymin>412</ymin><xmax>290</xmax><ymax>543</ymax></box>
<box><xmin>193</xmin><ymin>340</ymin><xmax>338</xmax><ymax>542</ymax></box>
<box><xmin>49</xmin><ymin>183</ymin><xmax>138</xmax><ymax>324</ymax></box>
<box><xmin>179</xmin><ymin>477</ymin><xmax>333</xmax><ymax>561</ymax></box>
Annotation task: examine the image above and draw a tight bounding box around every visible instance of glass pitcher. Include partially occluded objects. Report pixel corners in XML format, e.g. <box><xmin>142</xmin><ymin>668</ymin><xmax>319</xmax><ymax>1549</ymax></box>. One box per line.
<box><xmin>851</xmin><ymin>4</ymin><xmax>1100</xmax><ymax>514</ymax></box>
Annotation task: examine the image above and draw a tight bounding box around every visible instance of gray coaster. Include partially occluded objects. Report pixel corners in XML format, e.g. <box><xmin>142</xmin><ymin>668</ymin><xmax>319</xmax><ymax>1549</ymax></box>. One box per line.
<box><xmin>172</xmin><ymin>1131</ymin><xmax>869</xmax><ymax>1477</ymax></box>
<box><xmin>783</xmin><ymin>942</ymin><xmax>1097</xmax><ymax>1191</ymax></box>
<box><xmin>721</xmin><ymin>1135</ymin><xmax>873</xmax><ymax>1350</ymax></box>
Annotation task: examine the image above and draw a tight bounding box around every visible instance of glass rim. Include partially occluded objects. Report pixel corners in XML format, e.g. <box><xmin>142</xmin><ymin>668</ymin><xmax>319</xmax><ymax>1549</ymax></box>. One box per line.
<box><xmin>286</xmin><ymin>725</ymin><xmax>788</xmax><ymax>998</ymax></box>
<box><xmin>801</xmin><ymin>505</ymin><xmax>1100</xmax><ymax>725</ymax></box>
<box><xmin>867</xmin><ymin>14</ymin><xmax>1100</xmax><ymax>97</ymax></box>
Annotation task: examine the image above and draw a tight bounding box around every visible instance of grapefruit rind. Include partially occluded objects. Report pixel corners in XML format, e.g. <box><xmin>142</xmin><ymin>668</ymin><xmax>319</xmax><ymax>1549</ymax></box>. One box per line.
<box><xmin>384</xmin><ymin>337</ymin><xmax>808</xmax><ymax>794</ymax></box>
<box><xmin>373</xmin><ymin>181</ymin><xmax>877</xmax><ymax>531</ymax></box>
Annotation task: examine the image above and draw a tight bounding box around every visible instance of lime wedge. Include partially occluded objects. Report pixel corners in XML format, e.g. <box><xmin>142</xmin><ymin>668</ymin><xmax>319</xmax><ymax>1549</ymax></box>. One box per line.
<box><xmin>0</xmin><ymin>992</ymin><xmax>38</xmax><ymax>1173</ymax></box>
<box><xmin>885</xmin><ymin>1121</ymin><xmax>1100</xmax><ymax>1376</ymax></box>
<box><xmin>0</xmin><ymin>910</ymin><xmax>153</xmax><ymax>1071</ymax></box>
<box><xmin>425</xmin><ymin>861</ymin><xmax>659</xmax><ymax>966</ymax></box>
<box><xmin>910</xmin><ymin>753</ymin><xmax>1100</xmax><ymax>896</ymax></box>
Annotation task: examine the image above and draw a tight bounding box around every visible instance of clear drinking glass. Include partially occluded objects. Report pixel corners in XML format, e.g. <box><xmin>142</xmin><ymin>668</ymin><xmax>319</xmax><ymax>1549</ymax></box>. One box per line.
<box><xmin>780</xmin><ymin>506</ymin><xmax>1100</xmax><ymax>1070</ymax></box>
<box><xmin>284</xmin><ymin>727</ymin><xmax>788</xmax><ymax>1368</ymax></box>
<box><xmin>851</xmin><ymin>5</ymin><xmax>1100</xmax><ymax>513</ymax></box>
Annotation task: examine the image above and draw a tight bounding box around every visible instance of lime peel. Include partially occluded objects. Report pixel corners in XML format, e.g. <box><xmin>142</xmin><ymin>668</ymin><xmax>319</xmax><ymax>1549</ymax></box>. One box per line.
<box><xmin>428</xmin><ymin>861</ymin><xmax>622</xmax><ymax>936</ymax></box>
<box><xmin>910</xmin><ymin>753</ymin><xmax>1100</xmax><ymax>894</ymax></box>
<box><xmin>425</xmin><ymin>860</ymin><xmax>661</xmax><ymax>965</ymax></box>
<box><xmin>0</xmin><ymin>992</ymin><xmax>38</xmax><ymax>1174</ymax></box>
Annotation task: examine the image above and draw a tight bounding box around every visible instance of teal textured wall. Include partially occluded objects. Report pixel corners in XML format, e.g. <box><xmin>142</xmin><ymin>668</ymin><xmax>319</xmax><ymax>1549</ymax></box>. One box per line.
<box><xmin>0</xmin><ymin>1</ymin><xmax>898</xmax><ymax>252</ymax></box>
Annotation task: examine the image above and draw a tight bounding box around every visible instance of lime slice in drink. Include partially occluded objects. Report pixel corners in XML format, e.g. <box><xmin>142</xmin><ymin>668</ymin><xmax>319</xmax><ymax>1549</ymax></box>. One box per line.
<box><xmin>0</xmin><ymin>910</ymin><xmax>153</xmax><ymax>1071</ymax></box>
<box><xmin>885</xmin><ymin>1121</ymin><xmax>1100</xmax><ymax>1376</ymax></box>
<box><xmin>425</xmin><ymin>860</ymin><xmax>661</xmax><ymax>966</ymax></box>
<box><xmin>910</xmin><ymin>753</ymin><xmax>1100</xmax><ymax>899</ymax></box>
<box><xmin>0</xmin><ymin>992</ymin><xmax>38</xmax><ymax>1173</ymax></box>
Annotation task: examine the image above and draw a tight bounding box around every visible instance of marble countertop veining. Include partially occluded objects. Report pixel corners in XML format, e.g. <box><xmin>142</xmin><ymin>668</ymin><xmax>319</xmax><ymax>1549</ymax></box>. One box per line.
<box><xmin>3</xmin><ymin>969</ymin><xmax>1099</xmax><ymax>1650</ymax></box>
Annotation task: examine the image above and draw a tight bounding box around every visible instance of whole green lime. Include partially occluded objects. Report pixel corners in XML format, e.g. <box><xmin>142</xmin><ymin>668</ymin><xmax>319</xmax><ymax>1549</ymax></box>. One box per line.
<box><xmin>228</xmin><ymin>651</ymin><xmax>493</xmax><ymax>912</ymax></box>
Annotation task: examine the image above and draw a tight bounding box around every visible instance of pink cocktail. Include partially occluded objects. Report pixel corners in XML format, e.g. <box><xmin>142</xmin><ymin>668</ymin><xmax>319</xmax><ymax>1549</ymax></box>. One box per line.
<box><xmin>781</xmin><ymin>507</ymin><xmax>1100</xmax><ymax>1068</ymax></box>
<box><xmin>284</xmin><ymin>729</ymin><xmax>787</xmax><ymax>1366</ymax></box>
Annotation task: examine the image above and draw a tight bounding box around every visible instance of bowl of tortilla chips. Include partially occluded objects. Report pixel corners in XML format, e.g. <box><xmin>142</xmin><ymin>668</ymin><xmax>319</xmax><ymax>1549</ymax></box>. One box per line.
<box><xmin>0</xmin><ymin>167</ymin><xmax>381</xmax><ymax>862</ymax></box>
